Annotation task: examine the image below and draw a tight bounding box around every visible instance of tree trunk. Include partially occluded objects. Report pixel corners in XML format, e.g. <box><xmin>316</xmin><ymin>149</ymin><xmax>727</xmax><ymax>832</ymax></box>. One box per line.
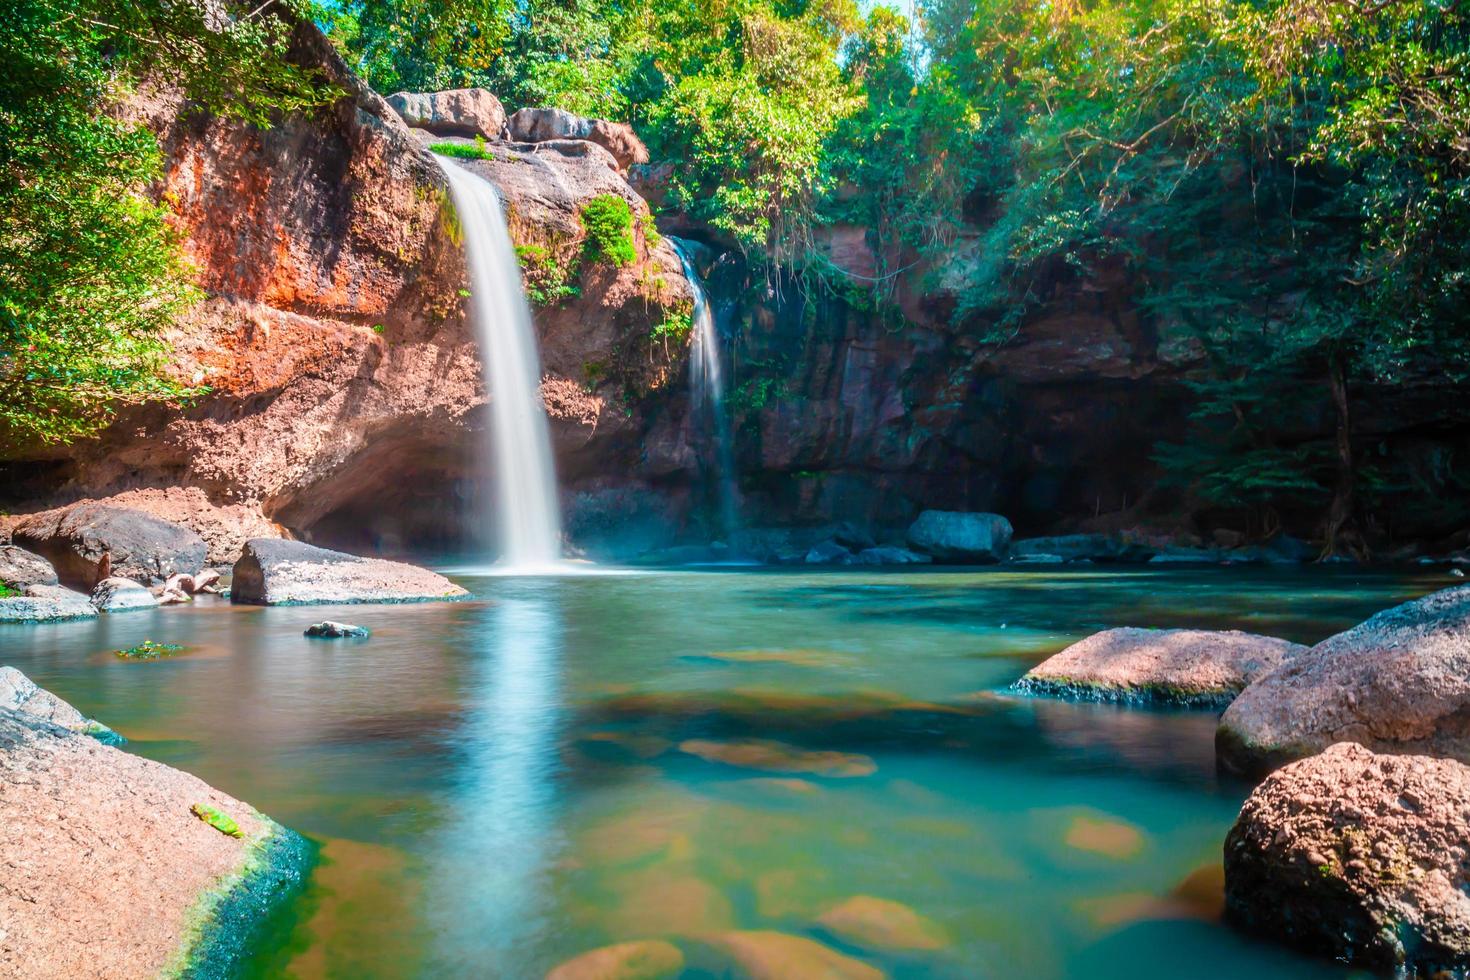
<box><xmin>1321</xmin><ymin>350</ymin><xmax>1358</xmax><ymax>558</ymax></box>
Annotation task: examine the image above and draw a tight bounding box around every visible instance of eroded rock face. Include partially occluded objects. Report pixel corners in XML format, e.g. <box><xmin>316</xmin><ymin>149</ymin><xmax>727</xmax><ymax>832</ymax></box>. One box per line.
<box><xmin>12</xmin><ymin>503</ymin><xmax>207</xmax><ymax>589</ymax></box>
<box><xmin>1018</xmin><ymin>628</ymin><xmax>1305</xmax><ymax>707</ymax></box>
<box><xmin>906</xmin><ymin>510</ymin><xmax>1013</xmax><ymax>563</ymax></box>
<box><xmin>506</xmin><ymin>106</ymin><xmax>650</xmax><ymax>171</ymax></box>
<box><xmin>1218</xmin><ymin>585</ymin><xmax>1470</xmax><ymax>777</ymax></box>
<box><xmin>1224</xmin><ymin>742</ymin><xmax>1470</xmax><ymax>974</ymax></box>
<box><xmin>387</xmin><ymin>88</ymin><xmax>506</xmax><ymax>139</ymax></box>
<box><xmin>0</xmin><ymin>545</ymin><xmax>57</xmax><ymax>589</ymax></box>
<box><xmin>231</xmin><ymin>538</ymin><xmax>468</xmax><ymax>605</ymax></box>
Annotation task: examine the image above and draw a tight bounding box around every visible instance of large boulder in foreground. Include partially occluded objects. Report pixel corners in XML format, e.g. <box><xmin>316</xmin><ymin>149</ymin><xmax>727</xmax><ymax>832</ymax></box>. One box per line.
<box><xmin>387</xmin><ymin>87</ymin><xmax>506</xmax><ymax>139</ymax></box>
<box><xmin>0</xmin><ymin>544</ymin><xmax>58</xmax><ymax>589</ymax></box>
<box><xmin>506</xmin><ymin>106</ymin><xmax>650</xmax><ymax>171</ymax></box>
<box><xmin>1018</xmin><ymin>628</ymin><xmax>1304</xmax><ymax>707</ymax></box>
<box><xmin>905</xmin><ymin>510</ymin><xmax>1013</xmax><ymax>563</ymax></box>
<box><xmin>0</xmin><ymin>702</ymin><xmax>311</xmax><ymax>979</ymax></box>
<box><xmin>0</xmin><ymin>584</ymin><xmax>97</xmax><ymax>623</ymax></box>
<box><xmin>12</xmin><ymin>503</ymin><xmax>207</xmax><ymax>589</ymax></box>
<box><xmin>1224</xmin><ymin>742</ymin><xmax>1470</xmax><ymax>974</ymax></box>
<box><xmin>1218</xmin><ymin>585</ymin><xmax>1470</xmax><ymax>777</ymax></box>
<box><xmin>231</xmin><ymin>538</ymin><xmax>468</xmax><ymax>605</ymax></box>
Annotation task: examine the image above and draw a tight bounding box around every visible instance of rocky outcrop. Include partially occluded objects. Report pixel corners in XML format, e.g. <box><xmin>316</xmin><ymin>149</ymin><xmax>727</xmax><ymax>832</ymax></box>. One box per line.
<box><xmin>387</xmin><ymin>88</ymin><xmax>506</xmax><ymax>139</ymax></box>
<box><xmin>0</xmin><ymin>545</ymin><xmax>57</xmax><ymax>589</ymax></box>
<box><xmin>1218</xmin><ymin>585</ymin><xmax>1470</xmax><ymax>777</ymax></box>
<box><xmin>906</xmin><ymin>510</ymin><xmax>1013</xmax><ymax>563</ymax></box>
<box><xmin>506</xmin><ymin>107</ymin><xmax>650</xmax><ymax>171</ymax></box>
<box><xmin>1224</xmin><ymin>742</ymin><xmax>1470</xmax><ymax>974</ymax></box>
<box><xmin>0</xmin><ymin>585</ymin><xmax>98</xmax><ymax>623</ymax></box>
<box><xmin>230</xmin><ymin>538</ymin><xmax>467</xmax><ymax>605</ymax></box>
<box><xmin>0</xmin><ymin>667</ymin><xmax>118</xmax><ymax>741</ymax></box>
<box><xmin>12</xmin><ymin>503</ymin><xmax>207</xmax><ymax>589</ymax></box>
<box><xmin>0</xmin><ymin>698</ymin><xmax>310</xmax><ymax>979</ymax></box>
<box><xmin>1017</xmin><ymin>628</ymin><xmax>1305</xmax><ymax>707</ymax></box>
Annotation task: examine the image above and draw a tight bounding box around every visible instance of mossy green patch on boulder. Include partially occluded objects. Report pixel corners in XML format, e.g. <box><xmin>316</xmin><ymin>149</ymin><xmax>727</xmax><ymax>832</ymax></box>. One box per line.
<box><xmin>191</xmin><ymin>803</ymin><xmax>244</xmax><ymax>838</ymax></box>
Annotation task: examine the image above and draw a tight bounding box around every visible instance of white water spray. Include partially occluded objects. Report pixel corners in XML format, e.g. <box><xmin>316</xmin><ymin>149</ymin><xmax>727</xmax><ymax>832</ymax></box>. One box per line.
<box><xmin>439</xmin><ymin>158</ymin><xmax>563</xmax><ymax>570</ymax></box>
<box><xmin>670</xmin><ymin>238</ymin><xmax>738</xmax><ymax>541</ymax></box>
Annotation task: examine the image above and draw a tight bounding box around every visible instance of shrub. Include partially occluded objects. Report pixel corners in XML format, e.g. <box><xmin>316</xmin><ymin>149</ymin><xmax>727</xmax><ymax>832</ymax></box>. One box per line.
<box><xmin>514</xmin><ymin>243</ymin><xmax>580</xmax><ymax>306</ymax></box>
<box><xmin>580</xmin><ymin>194</ymin><xmax>636</xmax><ymax>267</ymax></box>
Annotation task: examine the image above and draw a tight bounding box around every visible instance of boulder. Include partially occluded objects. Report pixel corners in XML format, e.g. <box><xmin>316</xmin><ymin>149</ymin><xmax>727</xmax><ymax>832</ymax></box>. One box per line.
<box><xmin>90</xmin><ymin>577</ymin><xmax>161</xmax><ymax>613</ymax></box>
<box><xmin>165</xmin><ymin>567</ymin><xmax>221</xmax><ymax>595</ymax></box>
<box><xmin>230</xmin><ymin>538</ymin><xmax>468</xmax><ymax>605</ymax></box>
<box><xmin>1218</xmin><ymin>585</ymin><xmax>1470</xmax><ymax>777</ymax></box>
<box><xmin>1017</xmin><ymin>628</ymin><xmax>1305</xmax><ymax>707</ymax></box>
<box><xmin>1224</xmin><ymin>742</ymin><xmax>1470</xmax><ymax>974</ymax></box>
<box><xmin>304</xmin><ymin>621</ymin><xmax>371</xmax><ymax>639</ymax></box>
<box><xmin>506</xmin><ymin>106</ymin><xmax>650</xmax><ymax>171</ymax></box>
<box><xmin>0</xmin><ymin>584</ymin><xmax>98</xmax><ymax>623</ymax></box>
<box><xmin>0</xmin><ymin>545</ymin><xmax>58</xmax><ymax>589</ymax></box>
<box><xmin>905</xmin><ymin>510</ymin><xmax>1013</xmax><ymax>563</ymax></box>
<box><xmin>12</xmin><ymin>503</ymin><xmax>207</xmax><ymax>589</ymax></box>
<box><xmin>0</xmin><ymin>666</ymin><xmax>119</xmax><ymax>742</ymax></box>
<box><xmin>386</xmin><ymin>88</ymin><xmax>506</xmax><ymax>139</ymax></box>
<box><xmin>1010</xmin><ymin>534</ymin><xmax>1155</xmax><ymax>562</ymax></box>
<box><xmin>0</xmin><ymin>699</ymin><xmax>309</xmax><ymax>978</ymax></box>
<box><xmin>855</xmin><ymin>546</ymin><xmax>931</xmax><ymax>565</ymax></box>
<box><xmin>805</xmin><ymin>540</ymin><xmax>854</xmax><ymax>565</ymax></box>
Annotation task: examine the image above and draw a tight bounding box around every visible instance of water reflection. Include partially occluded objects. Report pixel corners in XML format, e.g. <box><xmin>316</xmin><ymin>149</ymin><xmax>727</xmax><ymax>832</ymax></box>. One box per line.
<box><xmin>428</xmin><ymin>582</ymin><xmax>565</xmax><ymax>975</ymax></box>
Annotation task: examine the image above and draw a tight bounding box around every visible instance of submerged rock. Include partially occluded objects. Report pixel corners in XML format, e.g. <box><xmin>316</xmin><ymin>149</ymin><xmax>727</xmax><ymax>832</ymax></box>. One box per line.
<box><xmin>816</xmin><ymin>895</ymin><xmax>949</xmax><ymax>951</ymax></box>
<box><xmin>805</xmin><ymin>540</ymin><xmax>854</xmax><ymax>565</ymax></box>
<box><xmin>230</xmin><ymin>538</ymin><xmax>468</xmax><ymax>605</ymax></box>
<box><xmin>12</xmin><ymin>502</ymin><xmax>207</xmax><ymax>589</ymax></box>
<box><xmin>0</xmin><ymin>584</ymin><xmax>97</xmax><ymax>623</ymax></box>
<box><xmin>0</xmin><ymin>666</ymin><xmax>118</xmax><ymax>742</ymax></box>
<box><xmin>0</xmin><ymin>703</ymin><xmax>311</xmax><ymax>979</ymax></box>
<box><xmin>678</xmin><ymin>738</ymin><xmax>876</xmax><ymax>777</ymax></box>
<box><xmin>1224</xmin><ymin>742</ymin><xmax>1470</xmax><ymax>974</ymax></box>
<box><xmin>305</xmin><ymin>621</ymin><xmax>371</xmax><ymax>639</ymax></box>
<box><xmin>1017</xmin><ymin>628</ymin><xmax>1304</xmax><ymax>707</ymax></box>
<box><xmin>546</xmin><ymin>939</ymin><xmax>684</xmax><ymax>980</ymax></box>
<box><xmin>1218</xmin><ymin>585</ymin><xmax>1470</xmax><ymax>776</ymax></box>
<box><xmin>387</xmin><ymin>87</ymin><xmax>506</xmax><ymax>139</ymax></box>
<box><xmin>90</xmin><ymin>576</ymin><xmax>160</xmax><ymax>613</ymax></box>
<box><xmin>905</xmin><ymin>510</ymin><xmax>1013</xmax><ymax>563</ymax></box>
<box><xmin>0</xmin><ymin>544</ymin><xmax>58</xmax><ymax>589</ymax></box>
<box><xmin>693</xmin><ymin>931</ymin><xmax>882</xmax><ymax>980</ymax></box>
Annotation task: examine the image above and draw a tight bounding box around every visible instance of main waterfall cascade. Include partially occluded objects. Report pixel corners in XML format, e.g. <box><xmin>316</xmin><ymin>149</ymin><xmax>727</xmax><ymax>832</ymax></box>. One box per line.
<box><xmin>670</xmin><ymin>238</ymin><xmax>739</xmax><ymax>543</ymax></box>
<box><xmin>438</xmin><ymin>157</ymin><xmax>564</xmax><ymax>570</ymax></box>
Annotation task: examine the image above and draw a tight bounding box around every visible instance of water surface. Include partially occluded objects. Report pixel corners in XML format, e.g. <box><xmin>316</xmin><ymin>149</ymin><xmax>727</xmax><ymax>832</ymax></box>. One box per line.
<box><xmin>3</xmin><ymin>566</ymin><xmax>1437</xmax><ymax>978</ymax></box>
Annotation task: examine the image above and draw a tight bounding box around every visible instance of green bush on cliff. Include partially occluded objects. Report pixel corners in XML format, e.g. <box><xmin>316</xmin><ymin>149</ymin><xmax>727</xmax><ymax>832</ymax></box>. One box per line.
<box><xmin>514</xmin><ymin>243</ymin><xmax>580</xmax><ymax>306</ymax></box>
<box><xmin>429</xmin><ymin>139</ymin><xmax>494</xmax><ymax>161</ymax></box>
<box><xmin>579</xmin><ymin>195</ymin><xmax>636</xmax><ymax>267</ymax></box>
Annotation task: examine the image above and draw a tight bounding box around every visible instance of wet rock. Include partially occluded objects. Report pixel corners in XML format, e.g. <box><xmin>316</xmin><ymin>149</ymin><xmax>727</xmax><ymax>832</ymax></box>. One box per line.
<box><xmin>0</xmin><ymin>584</ymin><xmax>98</xmax><ymax>623</ymax></box>
<box><xmin>1008</xmin><ymin>552</ymin><xmax>1065</xmax><ymax>564</ymax></box>
<box><xmin>855</xmin><ymin>546</ymin><xmax>931</xmax><ymax>565</ymax></box>
<box><xmin>90</xmin><ymin>577</ymin><xmax>160</xmax><ymax>613</ymax></box>
<box><xmin>506</xmin><ymin>107</ymin><xmax>649</xmax><ymax>171</ymax></box>
<box><xmin>694</xmin><ymin>931</ymin><xmax>882</xmax><ymax>980</ymax></box>
<box><xmin>230</xmin><ymin>538</ymin><xmax>468</xmax><ymax>605</ymax></box>
<box><xmin>304</xmin><ymin>621</ymin><xmax>371</xmax><ymax>639</ymax></box>
<box><xmin>546</xmin><ymin>939</ymin><xmax>684</xmax><ymax>980</ymax></box>
<box><xmin>678</xmin><ymin>738</ymin><xmax>876</xmax><ymax>777</ymax></box>
<box><xmin>830</xmin><ymin>522</ymin><xmax>877</xmax><ymax>551</ymax></box>
<box><xmin>906</xmin><ymin>510</ymin><xmax>1012</xmax><ymax>563</ymax></box>
<box><xmin>1218</xmin><ymin>585</ymin><xmax>1470</xmax><ymax>777</ymax></box>
<box><xmin>387</xmin><ymin>87</ymin><xmax>506</xmax><ymax>139</ymax></box>
<box><xmin>0</xmin><ymin>700</ymin><xmax>309</xmax><ymax>978</ymax></box>
<box><xmin>0</xmin><ymin>667</ymin><xmax>117</xmax><ymax>741</ymax></box>
<box><xmin>157</xmin><ymin>587</ymin><xmax>192</xmax><ymax>606</ymax></box>
<box><xmin>1010</xmin><ymin>534</ymin><xmax>1155</xmax><ymax>563</ymax></box>
<box><xmin>816</xmin><ymin>895</ymin><xmax>949</xmax><ymax>951</ymax></box>
<box><xmin>12</xmin><ymin>502</ymin><xmax>207</xmax><ymax>589</ymax></box>
<box><xmin>1018</xmin><ymin>628</ymin><xmax>1305</xmax><ymax>707</ymax></box>
<box><xmin>1147</xmin><ymin>546</ymin><xmax>1221</xmax><ymax>564</ymax></box>
<box><xmin>1224</xmin><ymin>742</ymin><xmax>1470</xmax><ymax>974</ymax></box>
<box><xmin>0</xmin><ymin>545</ymin><xmax>58</xmax><ymax>589</ymax></box>
<box><xmin>805</xmin><ymin>540</ymin><xmax>854</xmax><ymax>565</ymax></box>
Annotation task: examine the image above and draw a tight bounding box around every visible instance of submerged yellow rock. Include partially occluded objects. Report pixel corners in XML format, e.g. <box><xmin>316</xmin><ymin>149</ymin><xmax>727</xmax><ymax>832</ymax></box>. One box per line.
<box><xmin>697</xmin><ymin>930</ymin><xmax>885</xmax><ymax>980</ymax></box>
<box><xmin>816</xmin><ymin>895</ymin><xmax>949</xmax><ymax>951</ymax></box>
<box><xmin>545</xmin><ymin>939</ymin><xmax>684</xmax><ymax>980</ymax></box>
<box><xmin>678</xmin><ymin>739</ymin><xmax>876</xmax><ymax>778</ymax></box>
<box><xmin>1064</xmin><ymin>815</ymin><xmax>1144</xmax><ymax>859</ymax></box>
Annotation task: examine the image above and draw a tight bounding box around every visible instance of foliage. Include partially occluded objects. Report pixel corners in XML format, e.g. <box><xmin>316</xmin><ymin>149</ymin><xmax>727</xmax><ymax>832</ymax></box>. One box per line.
<box><xmin>191</xmin><ymin>802</ymin><xmax>244</xmax><ymax>838</ymax></box>
<box><xmin>428</xmin><ymin>137</ymin><xmax>494</xmax><ymax>160</ymax></box>
<box><xmin>514</xmin><ymin>243</ymin><xmax>580</xmax><ymax>305</ymax></box>
<box><xmin>0</xmin><ymin>583</ymin><xmax>18</xmax><ymax>599</ymax></box>
<box><xmin>115</xmin><ymin>639</ymin><xmax>185</xmax><ymax>661</ymax></box>
<box><xmin>649</xmin><ymin>309</ymin><xmax>692</xmax><ymax>351</ymax></box>
<box><xmin>0</xmin><ymin>0</ymin><xmax>333</xmax><ymax>450</ymax></box>
<box><xmin>580</xmin><ymin>194</ymin><xmax>636</xmax><ymax>266</ymax></box>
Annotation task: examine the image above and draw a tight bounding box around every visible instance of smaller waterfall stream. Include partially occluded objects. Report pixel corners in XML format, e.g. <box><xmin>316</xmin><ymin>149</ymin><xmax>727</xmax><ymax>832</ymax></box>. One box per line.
<box><xmin>439</xmin><ymin>157</ymin><xmax>563</xmax><ymax>570</ymax></box>
<box><xmin>670</xmin><ymin>238</ymin><xmax>738</xmax><ymax>542</ymax></box>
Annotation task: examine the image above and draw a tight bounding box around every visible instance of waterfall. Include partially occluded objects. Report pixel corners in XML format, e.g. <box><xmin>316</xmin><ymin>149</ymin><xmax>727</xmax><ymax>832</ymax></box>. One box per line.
<box><xmin>670</xmin><ymin>238</ymin><xmax>738</xmax><ymax>542</ymax></box>
<box><xmin>439</xmin><ymin>158</ymin><xmax>563</xmax><ymax>570</ymax></box>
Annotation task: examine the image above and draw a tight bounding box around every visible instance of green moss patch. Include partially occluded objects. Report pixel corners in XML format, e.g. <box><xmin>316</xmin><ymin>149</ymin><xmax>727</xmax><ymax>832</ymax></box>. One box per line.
<box><xmin>580</xmin><ymin>194</ymin><xmax>636</xmax><ymax>266</ymax></box>
<box><xmin>192</xmin><ymin>803</ymin><xmax>244</xmax><ymax>838</ymax></box>
<box><xmin>429</xmin><ymin>138</ymin><xmax>494</xmax><ymax>161</ymax></box>
<box><xmin>0</xmin><ymin>583</ymin><xmax>19</xmax><ymax>598</ymax></box>
<box><xmin>115</xmin><ymin>639</ymin><xmax>184</xmax><ymax>660</ymax></box>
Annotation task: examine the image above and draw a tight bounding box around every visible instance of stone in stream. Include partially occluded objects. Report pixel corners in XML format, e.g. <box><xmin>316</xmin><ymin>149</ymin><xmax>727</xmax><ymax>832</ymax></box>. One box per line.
<box><xmin>0</xmin><ymin>666</ymin><xmax>120</xmax><ymax>743</ymax></box>
<box><xmin>1017</xmin><ymin>627</ymin><xmax>1305</xmax><ymax>707</ymax></box>
<box><xmin>0</xmin><ymin>584</ymin><xmax>97</xmax><ymax>623</ymax></box>
<box><xmin>305</xmin><ymin>621</ymin><xmax>371</xmax><ymax>639</ymax></box>
<box><xmin>230</xmin><ymin>538</ymin><xmax>468</xmax><ymax>605</ymax></box>
<box><xmin>816</xmin><ymin>895</ymin><xmax>949</xmax><ymax>951</ymax></box>
<box><xmin>0</xmin><ymin>544</ymin><xmax>58</xmax><ymax>589</ymax></box>
<box><xmin>546</xmin><ymin>939</ymin><xmax>684</xmax><ymax>980</ymax></box>
<box><xmin>692</xmin><ymin>931</ymin><xmax>883</xmax><ymax>980</ymax></box>
<box><xmin>804</xmin><ymin>540</ymin><xmax>855</xmax><ymax>565</ymax></box>
<box><xmin>90</xmin><ymin>576</ymin><xmax>161</xmax><ymax>613</ymax></box>
<box><xmin>1217</xmin><ymin>585</ymin><xmax>1470</xmax><ymax>777</ymax></box>
<box><xmin>1224</xmin><ymin>742</ymin><xmax>1470</xmax><ymax>974</ymax></box>
<box><xmin>1009</xmin><ymin>533</ymin><xmax>1154</xmax><ymax>563</ymax></box>
<box><xmin>855</xmin><ymin>546</ymin><xmax>931</xmax><ymax>565</ymax></box>
<box><xmin>0</xmin><ymin>699</ymin><xmax>311</xmax><ymax>979</ymax></box>
<box><xmin>12</xmin><ymin>502</ymin><xmax>208</xmax><ymax>589</ymax></box>
<box><xmin>678</xmin><ymin>738</ymin><xmax>876</xmax><ymax>778</ymax></box>
<box><xmin>905</xmin><ymin>510</ymin><xmax>1013</xmax><ymax>563</ymax></box>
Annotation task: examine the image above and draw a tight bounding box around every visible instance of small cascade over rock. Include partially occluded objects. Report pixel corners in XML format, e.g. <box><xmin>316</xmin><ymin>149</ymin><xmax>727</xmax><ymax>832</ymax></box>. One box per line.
<box><xmin>670</xmin><ymin>238</ymin><xmax>738</xmax><ymax>544</ymax></box>
<box><xmin>439</xmin><ymin>157</ymin><xmax>563</xmax><ymax>570</ymax></box>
